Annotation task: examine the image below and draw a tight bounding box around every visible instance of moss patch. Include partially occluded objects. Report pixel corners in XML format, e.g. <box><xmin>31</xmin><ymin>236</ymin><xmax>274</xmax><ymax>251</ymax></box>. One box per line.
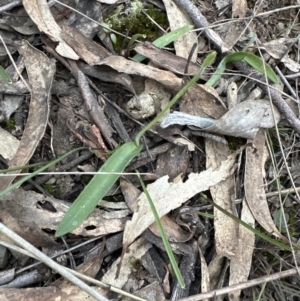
<box><xmin>106</xmin><ymin>0</ymin><xmax>168</xmax><ymax>52</ymax></box>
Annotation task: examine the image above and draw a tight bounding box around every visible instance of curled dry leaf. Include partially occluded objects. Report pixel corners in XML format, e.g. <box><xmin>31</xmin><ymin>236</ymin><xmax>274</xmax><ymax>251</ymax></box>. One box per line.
<box><xmin>162</xmin><ymin>99</ymin><xmax>281</xmax><ymax>139</ymax></box>
<box><xmin>123</xmin><ymin>152</ymin><xmax>236</xmax><ymax>247</ymax></box>
<box><xmin>22</xmin><ymin>0</ymin><xmax>79</xmax><ymax>60</ymax></box>
<box><xmin>0</xmin><ymin>41</ymin><xmax>55</xmax><ymax>190</ymax></box>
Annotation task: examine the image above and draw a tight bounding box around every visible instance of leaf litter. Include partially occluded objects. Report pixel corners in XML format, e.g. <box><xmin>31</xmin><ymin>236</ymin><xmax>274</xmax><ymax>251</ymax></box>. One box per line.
<box><xmin>0</xmin><ymin>0</ymin><xmax>300</xmax><ymax>300</ymax></box>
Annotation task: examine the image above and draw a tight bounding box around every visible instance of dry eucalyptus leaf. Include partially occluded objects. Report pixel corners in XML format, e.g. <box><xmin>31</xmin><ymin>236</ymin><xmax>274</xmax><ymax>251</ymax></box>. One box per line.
<box><xmin>97</xmin><ymin>55</ymin><xmax>184</xmax><ymax>91</ymax></box>
<box><xmin>0</xmin><ymin>189</ymin><xmax>129</xmax><ymax>237</ymax></box>
<box><xmin>22</xmin><ymin>0</ymin><xmax>79</xmax><ymax>60</ymax></box>
<box><xmin>135</xmin><ymin>42</ymin><xmax>202</xmax><ymax>76</ymax></box>
<box><xmin>0</xmin><ymin>41</ymin><xmax>55</xmax><ymax>190</ymax></box>
<box><xmin>0</xmin><ymin>127</ymin><xmax>19</xmax><ymax>161</ymax></box>
<box><xmin>123</xmin><ymin>153</ymin><xmax>236</xmax><ymax>247</ymax></box>
<box><xmin>229</xmin><ymin>201</ymin><xmax>255</xmax><ymax>301</ymax></box>
<box><xmin>245</xmin><ymin>129</ymin><xmax>285</xmax><ymax>239</ymax></box>
<box><xmin>120</xmin><ymin>179</ymin><xmax>191</xmax><ymax>243</ymax></box>
<box><xmin>162</xmin><ymin>0</ymin><xmax>198</xmax><ymax>61</ymax></box>
<box><xmin>61</xmin><ymin>26</ymin><xmax>111</xmax><ymax>65</ymax></box>
<box><xmin>206</xmin><ymin>139</ymin><xmax>237</xmax><ymax>258</ymax></box>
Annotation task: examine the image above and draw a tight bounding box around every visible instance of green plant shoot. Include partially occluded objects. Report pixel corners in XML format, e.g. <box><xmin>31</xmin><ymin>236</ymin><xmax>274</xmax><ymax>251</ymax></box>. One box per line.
<box><xmin>55</xmin><ymin>51</ymin><xmax>217</xmax><ymax>237</ymax></box>
<box><xmin>132</xmin><ymin>25</ymin><xmax>193</xmax><ymax>62</ymax></box>
<box><xmin>136</xmin><ymin>171</ymin><xmax>185</xmax><ymax>288</ymax></box>
<box><xmin>206</xmin><ymin>51</ymin><xmax>279</xmax><ymax>87</ymax></box>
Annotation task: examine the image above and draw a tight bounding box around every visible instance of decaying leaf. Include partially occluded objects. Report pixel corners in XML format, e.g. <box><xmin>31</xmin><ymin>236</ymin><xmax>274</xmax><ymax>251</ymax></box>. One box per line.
<box><xmin>162</xmin><ymin>99</ymin><xmax>281</xmax><ymax>139</ymax></box>
<box><xmin>206</xmin><ymin>139</ymin><xmax>237</xmax><ymax>257</ymax></box>
<box><xmin>229</xmin><ymin>201</ymin><xmax>255</xmax><ymax>301</ymax></box>
<box><xmin>61</xmin><ymin>26</ymin><xmax>111</xmax><ymax>65</ymax></box>
<box><xmin>180</xmin><ymin>84</ymin><xmax>227</xmax><ymax>119</ymax></box>
<box><xmin>263</xmin><ymin>38</ymin><xmax>300</xmax><ymax>72</ymax></box>
<box><xmin>0</xmin><ymin>189</ymin><xmax>130</xmax><ymax>237</ymax></box>
<box><xmin>0</xmin><ymin>41</ymin><xmax>55</xmax><ymax>190</ymax></box>
<box><xmin>22</xmin><ymin>0</ymin><xmax>79</xmax><ymax>60</ymax></box>
<box><xmin>0</xmin><ymin>127</ymin><xmax>19</xmax><ymax>161</ymax></box>
<box><xmin>97</xmin><ymin>55</ymin><xmax>184</xmax><ymax>91</ymax></box>
<box><xmin>123</xmin><ymin>152</ymin><xmax>236</xmax><ymax>247</ymax></box>
<box><xmin>135</xmin><ymin>42</ymin><xmax>202</xmax><ymax>76</ymax></box>
<box><xmin>245</xmin><ymin>129</ymin><xmax>285</xmax><ymax>239</ymax></box>
<box><xmin>120</xmin><ymin>179</ymin><xmax>192</xmax><ymax>244</ymax></box>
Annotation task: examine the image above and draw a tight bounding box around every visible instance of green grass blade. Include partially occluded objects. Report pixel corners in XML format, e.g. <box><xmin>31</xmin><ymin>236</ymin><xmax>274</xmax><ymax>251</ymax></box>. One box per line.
<box><xmin>207</xmin><ymin>199</ymin><xmax>292</xmax><ymax>251</ymax></box>
<box><xmin>0</xmin><ymin>65</ymin><xmax>11</xmax><ymax>83</ymax></box>
<box><xmin>55</xmin><ymin>142</ymin><xmax>142</xmax><ymax>237</ymax></box>
<box><xmin>206</xmin><ymin>51</ymin><xmax>278</xmax><ymax>87</ymax></box>
<box><xmin>136</xmin><ymin>171</ymin><xmax>185</xmax><ymax>288</ymax></box>
<box><xmin>132</xmin><ymin>25</ymin><xmax>193</xmax><ymax>62</ymax></box>
<box><xmin>0</xmin><ymin>147</ymin><xmax>87</xmax><ymax>197</ymax></box>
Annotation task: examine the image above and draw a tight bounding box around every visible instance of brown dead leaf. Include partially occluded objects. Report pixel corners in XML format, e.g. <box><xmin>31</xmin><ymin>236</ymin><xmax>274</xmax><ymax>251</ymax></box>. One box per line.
<box><xmin>180</xmin><ymin>84</ymin><xmax>227</xmax><ymax>119</ymax></box>
<box><xmin>229</xmin><ymin>201</ymin><xmax>255</xmax><ymax>301</ymax></box>
<box><xmin>97</xmin><ymin>55</ymin><xmax>184</xmax><ymax>91</ymax></box>
<box><xmin>22</xmin><ymin>0</ymin><xmax>79</xmax><ymax>60</ymax></box>
<box><xmin>206</xmin><ymin>139</ymin><xmax>237</xmax><ymax>257</ymax></box>
<box><xmin>135</xmin><ymin>42</ymin><xmax>202</xmax><ymax>76</ymax></box>
<box><xmin>245</xmin><ymin>129</ymin><xmax>285</xmax><ymax>238</ymax></box>
<box><xmin>123</xmin><ymin>153</ymin><xmax>236</xmax><ymax>247</ymax></box>
<box><xmin>0</xmin><ymin>41</ymin><xmax>55</xmax><ymax>190</ymax></box>
<box><xmin>61</xmin><ymin>26</ymin><xmax>111</xmax><ymax>65</ymax></box>
<box><xmin>0</xmin><ymin>189</ymin><xmax>129</xmax><ymax>237</ymax></box>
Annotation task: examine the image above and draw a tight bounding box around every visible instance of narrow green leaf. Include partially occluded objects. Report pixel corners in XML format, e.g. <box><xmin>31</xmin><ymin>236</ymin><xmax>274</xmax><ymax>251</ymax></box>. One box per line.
<box><xmin>136</xmin><ymin>171</ymin><xmax>185</xmax><ymax>288</ymax></box>
<box><xmin>206</xmin><ymin>51</ymin><xmax>278</xmax><ymax>87</ymax></box>
<box><xmin>132</xmin><ymin>25</ymin><xmax>193</xmax><ymax>62</ymax></box>
<box><xmin>55</xmin><ymin>142</ymin><xmax>142</xmax><ymax>237</ymax></box>
<box><xmin>0</xmin><ymin>147</ymin><xmax>86</xmax><ymax>197</ymax></box>
<box><xmin>0</xmin><ymin>65</ymin><xmax>11</xmax><ymax>83</ymax></box>
<box><xmin>207</xmin><ymin>199</ymin><xmax>292</xmax><ymax>251</ymax></box>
